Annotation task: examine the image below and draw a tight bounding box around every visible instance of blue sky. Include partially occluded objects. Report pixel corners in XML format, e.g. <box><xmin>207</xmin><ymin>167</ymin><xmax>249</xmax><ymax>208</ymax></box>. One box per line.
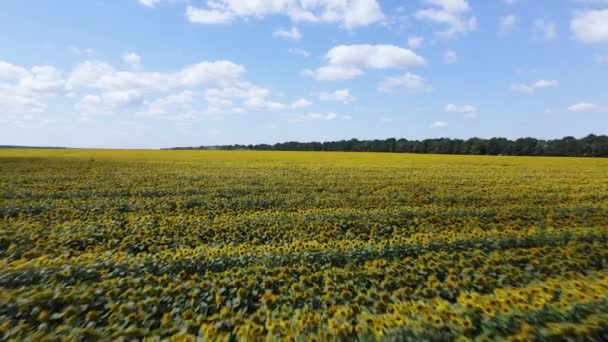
<box><xmin>1</xmin><ymin>0</ymin><xmax>607</xmax><ymax>148</ymax></box>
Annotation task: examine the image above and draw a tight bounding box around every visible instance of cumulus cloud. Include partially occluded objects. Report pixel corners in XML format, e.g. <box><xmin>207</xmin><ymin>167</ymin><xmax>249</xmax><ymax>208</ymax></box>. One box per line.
<box><xmin>69</xmin><ymin>46</ymin><xmax>96</xmax><ymax>56</ymax></box>
<box><xmin>303</xmin><ymin>65</ymin><xmax>363</xmax><ymax>81</ymax></box>
<box><xmin>68</xmin><ymin>60</ymin><xmax>245</xmax><ymax>92</ymax></box>
<box><xmin>1</xmin><ymin>55</ymin><xmax>302</xmax><ymax>121</ymax></box>
<box><xmin>408</xmin><ymin>36</ymin><xmax>424</xmax><ymax>49</ymax></box>
<box><xmin>288</xmin><ymin>48</ymin><xmax>310</xmax><ymax>57</ymax></box>
<box><xmin>319</xmin><ymin>89</ymin><xmax>356</xmax><ymax>103</ymax></box>
<box><xmin>0</xmin><ymin>83</ymin><xmax>47</xmax><ymax>113</ymax></box>
<box><xmin>273</xmin><ymin>26</ymin><xmax>302</xmax><ymax>40</ymax></box>
<box><xmin>139</xmin><ymin>0</ymin><xmax>160</xmax><ymax>8</ymax></box>
<box><xmin>291</xmin><ymin>98</ymin><xmax>313</xmax><ymax>108</ymax></box>
<box><xmin>185</xmin><ymin>0</ymin><xmax>385</xmax><ymax>28</ymax></box>
<box><xmin>289</xmin><ymin>112</ymin><xmax>343</xmax><ymax>123</ymax></box>
<box><xmin>416</xmin><ymin>0</ymin><xmax>477</xmax><ymax>37</ymax></box>
<box><xmin>377</xmin><ymin>73</ymin><xmax>431</xmax><ymax>93</ymax></box>
<box><xmin>499</xmin><ymin>14</ymin><xmax>516</xmax><ymax>35</ymax></box>
<box><xmin>75</xmin><ymin>94</ymin><xmax>103</xmax><ymax>115</ymax></box>
<box><xmin>511</xmin><ymin>79</ymin><xmax>560</xmax><ymax>94</ymax></box>
<box><xmin>0</xmin><ymin>60</ymin><xmax>67</xmax><ymax>115</ymax></box>
<box><xmin>431</xmin><ymin>121</ymin><xmax>448</xmax><ymax>128</ymax></box>
<box><xmin>136</xmin><ymin>91</ymin><xmax>196</xmax><ymax>118</ymax></box>
<box><xmin>203</xmin><ymin>81</ymin><xmax>307</xmax><ymax>114</ymax></box>
<box><xmin>76</xmin><ymin>90</ymin><xmax>145</xmax><ymax>116</ymax></box>
<box><xmin>19</xmin><ymin>66</ymin><xmax>66</xmax><ymax>94</ymax></box>
<box><xmin>186</xmin><ymin>6</ymin><xmax>234</xmax><ymax>24</ymax></box>
<box><xmin>571</xmin><ymin>9</ymin><xmax>608</xmax><ymax>43</ymax></box>
<box><xmin>0</xmin><ymin>61</ymin><xmax>28</xmax><ymax>80</ymax></box>
<box><xmin>568</xmin><ymin>102</ymin><xmax>601</xmax><ymax>112</ymax></box>
<box><xmin>535</xmin><ymin>19</ymin><xmax>558</xmax><ymax>41</ymax></box>
<box><xmin>123</xmin><ymin>52</ymin><xmax>142</xmax><ymax>70</ymax></box>
<box><xmin>304</xmin><ymin>44</ymin><xmax>425</xmax><ymax>81</ymax></box>
<box><xmin>445</xmin><ymin>103</ymin><xmax>477</xmax><ymax>118</ymax></box>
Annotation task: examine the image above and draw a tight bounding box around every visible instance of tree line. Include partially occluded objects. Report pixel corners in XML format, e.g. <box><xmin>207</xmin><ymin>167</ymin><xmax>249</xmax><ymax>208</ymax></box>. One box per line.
<box><xmin>168</xmin><ymin>134</ymin><xmax>608</xmax><ymax>157</ymax></box>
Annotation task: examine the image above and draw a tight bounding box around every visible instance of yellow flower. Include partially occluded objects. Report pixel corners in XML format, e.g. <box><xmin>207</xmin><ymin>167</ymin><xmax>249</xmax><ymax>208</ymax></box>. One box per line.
<box><xmin>236</xmin><ymin>287</ymin><xmax>248</xmax><ymax>299</ymax></box>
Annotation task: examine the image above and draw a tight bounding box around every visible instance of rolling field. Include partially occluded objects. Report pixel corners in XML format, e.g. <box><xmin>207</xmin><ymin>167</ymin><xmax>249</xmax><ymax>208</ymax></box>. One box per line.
<box><xmin>1</xmin><ymin>149</ymin><xmax>608</xmax><ymax>341</ymax></box>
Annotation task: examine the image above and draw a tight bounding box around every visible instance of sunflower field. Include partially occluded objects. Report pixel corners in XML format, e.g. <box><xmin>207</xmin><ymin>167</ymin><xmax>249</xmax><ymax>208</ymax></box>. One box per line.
<box><xmin>1</xmin><ymin>149</ymin><xmax>608</xmax><ymax>341</ymax></box>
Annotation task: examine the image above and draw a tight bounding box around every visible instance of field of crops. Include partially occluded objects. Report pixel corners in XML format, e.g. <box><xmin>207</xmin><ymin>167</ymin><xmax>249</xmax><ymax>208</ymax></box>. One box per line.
<box><xmin>1</xmin><ymin>149</ymin><xmax>607</xmax><ymax>341</ymax></box>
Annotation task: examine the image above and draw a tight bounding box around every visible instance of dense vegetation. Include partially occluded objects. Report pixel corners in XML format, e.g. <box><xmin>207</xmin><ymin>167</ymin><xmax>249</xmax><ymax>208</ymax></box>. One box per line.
<box><xmin>1</xmin><ymin>149</ymin><xmax>608</xmax><ymax>340</ymax></box>
<box><xmin>172</xmin><ymin>134</ymin><xmax>608</xmax><ymax>157</ymax></box>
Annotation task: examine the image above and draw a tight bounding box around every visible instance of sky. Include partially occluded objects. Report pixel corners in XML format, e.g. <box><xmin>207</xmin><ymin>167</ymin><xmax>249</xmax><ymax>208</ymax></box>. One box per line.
<box><xmin>0</xmin><ymin>0</ymin><xmax>607</xmax><ymax>148</ymax></box>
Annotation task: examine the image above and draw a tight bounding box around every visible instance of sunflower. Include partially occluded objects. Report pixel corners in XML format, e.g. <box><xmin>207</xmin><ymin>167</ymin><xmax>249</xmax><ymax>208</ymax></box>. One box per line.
<box><xmin>372</xmin><ymin>325</ymin><xmax>386</xmax><ymax>338</ymax></box>
<box><xmin>161</xmin><ymin>313</ymin><xmax>172</xmax><ymax>327</ymax></box>
<box><xmin>37</xmin><ymin>310</ymin><xmax>50</xmax><ymax>322</ymax></box>
<box><xmin>236</xmin><ymin>287</ymin><xmax>248</xmax><ymax>299</ymax></box>
<box><xmin>481</xmin><ymin>305</ymin><xmax>496</xmax><ymax>318</ymax></box>
<box><xmin>340</xmin><ymin>289</ymin><xmax>353</xmax><ymax>301</ymax></box>
<box><xmin>262</xmin><ymin>291</ymin><xmax>278</xmax><ymax>306</ymax></box>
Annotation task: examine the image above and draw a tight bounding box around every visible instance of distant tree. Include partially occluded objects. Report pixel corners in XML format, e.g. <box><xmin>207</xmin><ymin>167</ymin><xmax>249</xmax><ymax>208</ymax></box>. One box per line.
<box><xmin>178</xmin><ymin>134</ymin><xmax>608</xmax><ymax>158</ymax></box>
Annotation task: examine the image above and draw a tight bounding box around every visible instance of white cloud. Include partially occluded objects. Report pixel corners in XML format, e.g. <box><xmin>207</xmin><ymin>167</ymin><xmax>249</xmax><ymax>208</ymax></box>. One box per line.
<box><xmin>139</xmin><ymin>0</ymin><xmax>160</xmax><ymax>8</ymax></box>
<box><xmin>444</xmin><ymin>50</ymin><xmax>458</xmax><ymax>63</ymax></box>
<box><xmin>291</xmin><ymin>98</ymin><xmax>312</xmax><ymax>108</ymax></box>
<box><xmin>0</xmin><ymin>84</ymin><xmax>46</xmax><ymax>113</ymax></box>
<box><xmin>378</xmin><ymin>73</ymin><xmax>431</xmax><ymax>93</ymax></box>
<box><xmin>179</xmin><ymin>61</ymin><xmax>245</xmax><ymax>86</ymax></box>
<box><xmin>499</xmin><ymin>14</ymin><xmax>516</xmax><ymax>35</ymax></box>
<box><xmin>68</xmin><ymin>60</ymin><xmax>245</xmax><ymax>92</ymax></box>
<box><xmin>69</xmin><ymin>46</ymin><xmax>96</xmax><ymax>56</ymax></box>
<box><xmin>273</xmin><ymin>26</ymin><xmax>302</xmax><ymax>40</ymax></box>
<box><xmin>425</xmin><ymin>0</ymin><xmax>469</xmax><ymax>12</ymax></box>
<box><xmin>75</xmin><ymin>95</ymin><xmax>104</xmax><ymax>115</ymax></box>
<box><xmin>445</xmin><ymin>103</ymin><xmax>477</xmax><ymax>118</ymax></box>
<box><xmin>102</xmin><ymin>90</ymin><xmax>144</xmax><ymax>108</ymax></box>
<box><xmin>0</xmin><ymin>61</ymin><xmax>66</xmax><ymax>115</ymax></box>
<box><xmin>534</xmin><ymin>80</ymin><xmax>560</xmax><ymax>88</ymax></box>
<box><xmin>137</xmin><ymin>91</ymin><xmax>196</xmax><ymax>118</ymax></box>
<box><xmin>244</xmin><ymin>97</ymin><xmax>287</xmax><ymax>110</ymax></box>
<box><xmin>186</xmin><ymin>6</ymin><xmax>234</xmax><ymax>24</ymax></box>
<box><xmin>123</xmin><ymin>52</ymin><xmax>142</xmax><ymax>70</ymax></box>
<box><xmin>185</xmin><ymin>0</ymin><xmax>385</xmax><ymax>28</ymax></box>
<box><xmin>535</xmin><ymin>19</ymin><xmax>558</xmax><ymax>41</ymax></box>
<box><xmin>319</xmin><ymin>89</ymin><xmax>356</xmax><ymax>103</ymax></box>
<box><xmin>445</xmin><ymin>104</ymin><xmax>477</xmax><ymax>113</ymax></box>
<box><xmin>1</xmin><ymin>57</ymin><xmax>299</xmax><ymax>121</ymax></box>
<box><xmin>326</xmin><ymin>44</ymin><xmax>425</xmax><ymax>69</ymax></box>
<box><xmin>431</xmin><ymin>121</ymin><xmax>448</xmax><ymax>128</ymax></box>
<box><xmin>76</xmin><ymin>90</ymin><xmax>145</xmax><ymax>116</ymax></box>
<box><xmin>571</xmin><ymin>9</ymin><xmax>608</xmax><ymax>43</ymax></box>
<box><xmin>510</xmin><ymin>84</ymin><xmax>535</xmax><ymax>94</ymax></box>
<box><xmin>203</xmin><ymin>81</ymin><xmax>295</xmax><ymax>113</ymax></box>
<box><xmin>416</xmin><ymin>0</ymin><xmax>477</xmax><ymax>37</ymax></box>
<box><xmin>511</xmin><ymin>79</ymin><xmax>560</xmax><ymax>94</ymax></box>
<box><xmin>304</xmin><ymin>44</ymin><xmax>425</xmax><ymax>81</ymax></box>
<box><xmin>408</xmin><ymin>36</ymin><xmax>424</xmax><ymax>49</ymax></box>
<box><xmin>288</xmin><ymin>48</ymin><xmax>310</xmax><ymax>57</ymax></box>
<box><xmin>0</xmin><ymin>60</ymin><xmax>29</xmax><ymax>80</ymax></box>
<box><xmin>288</xmin><ymin>111</ymin><xmax>340</xmax><ymax>123</ymax></box>
<box><xmin>303</xmin><ymin>65</ymin><xmax>363</xmax><ymax>81</ymax></box>
<box><xmin>19</xmin><ymin>66</ymin><xmax>66</xmax><ymax>95</ymax></box>
<box><xmin>568</xmin><ymin>102</ymin><xmax>600</xmax><ymax>112</ymax></box>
